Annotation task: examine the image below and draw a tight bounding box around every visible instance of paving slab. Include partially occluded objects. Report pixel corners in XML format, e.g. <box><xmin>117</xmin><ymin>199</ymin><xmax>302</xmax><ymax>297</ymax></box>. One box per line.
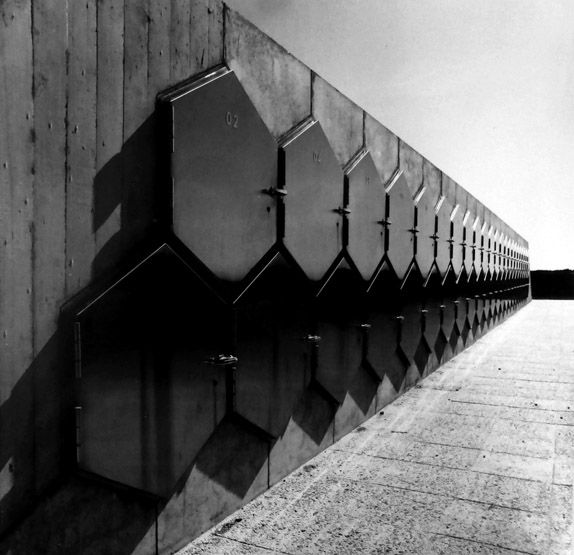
<box><xmin>178</xmin><ymin>301</ymin><xmax>574</xmax><ymax>555</ymax></box>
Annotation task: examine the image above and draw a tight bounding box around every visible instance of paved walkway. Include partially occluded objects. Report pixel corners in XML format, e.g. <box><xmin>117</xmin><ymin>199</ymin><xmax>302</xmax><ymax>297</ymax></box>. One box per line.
<box><xmin>179</xmin><ymin>300</ymin><xmax>574</xmax><ymax>555</ymax></box>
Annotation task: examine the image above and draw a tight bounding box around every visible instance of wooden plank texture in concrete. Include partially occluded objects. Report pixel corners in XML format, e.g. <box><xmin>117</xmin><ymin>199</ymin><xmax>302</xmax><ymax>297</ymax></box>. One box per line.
<box><xmin>179</xmin><ymin>300</ymin><xmax>574</xmax><ymax>555</ymax></box>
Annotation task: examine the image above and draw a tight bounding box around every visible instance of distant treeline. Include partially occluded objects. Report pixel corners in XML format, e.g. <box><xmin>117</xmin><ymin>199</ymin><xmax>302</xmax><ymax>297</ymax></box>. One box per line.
<box><xmin>531</xmin><ymin>270</ymin><xmax>574</xmax><ymax>299</ymax></box>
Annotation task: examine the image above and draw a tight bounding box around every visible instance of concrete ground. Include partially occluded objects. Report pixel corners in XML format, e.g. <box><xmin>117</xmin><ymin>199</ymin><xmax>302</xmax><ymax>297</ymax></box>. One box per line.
<box><xmin>178</xmin><ymin>300</ymin><xmax>574</xmax><ymax>555</ymax></box>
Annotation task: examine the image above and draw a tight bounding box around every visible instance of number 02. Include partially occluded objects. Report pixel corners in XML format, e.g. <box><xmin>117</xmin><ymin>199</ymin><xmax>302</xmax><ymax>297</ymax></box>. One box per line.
<box><xmin>225</xmin><ymin>111</ymin><xmax>239</xmax><ymax>128</ymax></box>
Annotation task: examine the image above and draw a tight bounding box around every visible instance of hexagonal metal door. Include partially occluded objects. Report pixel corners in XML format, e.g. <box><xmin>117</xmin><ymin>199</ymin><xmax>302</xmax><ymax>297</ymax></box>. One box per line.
<box><xmin>315</xmin><ymin>258</ymin><xmax>366</xmax><ymax>404</ymax></box>
<box><xmin>471</xmin><ymin>217</ymin><xmax>482</xmax><ymax>279</ymax></box>
<box><xmin>462</xmin><ymin>211</ymin><xmax>474</xmax><ymax>275</ymax></box>
<box><xmin>345</xmin><ymin>150</ymin><xmax>385</xmax><ymax>280</ymax></box>
<box><xmin>364</xmin><ymin>265</ymin><xmax>404</xmax><ymax>386</ymax></box>
<box><xmin>422</xmin><ymin>299</ymin><xmax>442</xmax><ymax>363</ymax></box>
<box><xmin>500</xmin><ymin>235</ymin><xmax>508</xmax><ymax>278</ymax></box>
<box><xmin>385</xmin><ymin>172</ymin><xmax>414</xmax><ymax>280</ymax></box>
<box><xmin>466</xmin><ymin>295</ymin><xmax>477</xmax><ymax>337</ymax></box>
<box><xmin>366</xmin><ymin>309</ymin><xmax>402</xmax><ymax>384</ymax></box>
<box><xmin>75</xmin><ymin>245</ymin><xmax>230</xmax><ymax>497</ymax></box>
<box><xmin>398</xmin><ymin>265</ymin><xmax>425</xmax><ymax>363</ymax></box>
<box><xmin>399</xmin><ymin>298</ymin><xmax>424</xmax><ymax>364</ymax></box>
<box><xmin>161</xmin><ymin>67</ymin><xmax>278</xmax><ymax>282</ymax></box>
<box><xmin>450</xmin><ymin>204</ymin><xmax>464</xmax><ymax>276</ymax></box>
<box><xmin>281</xmin><ymin>119</ymin><xmax>344</xmax><ymax>281</ymax></box>
<box><xmin>499</xmin><ymin>234</ymin><xmax>507</xmax><ymax>278</ymax></box>
<box><xmin>234</xmin><ymin>252</ymin><xmax>314</xmax><ymax>438</ymax></box>
<box><xmin>414</xmin><ymin>186</ymin><xmax>437</xmax><ymax>280</ymax></box>
<box><xmin>501</xmin><ymin>237</ymin><xmax>510</xmax><ymax>277</ymax></box>
<box><xmin>491</xmin><ymin>229</ymin><xmax>500</xmax><ymax>279</ymax></box>
<box><xmin>471</xmin><ymin>296</ymin><xmax>483</xmax><ymax>338</ymax></box>
<box><xmin>435</xmin><ymin>196</ymin><xmax>452</xmax><ymax>276</ymax></box>
<box><xmin>479</xmin><ymin>222</ymin><xmax>489</xmax><ymax>279</ymax></box>
<box><xmin>455</xmin><ymin>297</ymin><xmax>470</xmax><ymax>346</ymax></box>
<box><xmin>440</xmin><ymin>297</ymin><xmax>458</xmax><ymax>352</ymax></box>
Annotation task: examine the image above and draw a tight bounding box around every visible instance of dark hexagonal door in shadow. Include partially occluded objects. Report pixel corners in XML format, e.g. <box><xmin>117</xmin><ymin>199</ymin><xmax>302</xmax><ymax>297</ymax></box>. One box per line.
<box><xmin>314</xmin><ymin>256</ymin><xmax>367</xmax><ymax>404</ymax></box>
<box><xmin>365</xmin><ymin>265</ymin><xmax>407</xmax><ymax>392</ymax></box>
<box><xmin>75</xmin><ymin>245</ymin><xmax>231</xmax><ymax>497</ymax></box>
<box><xmin>233</xmin><ymin>250</ymin><xmax>314</xmax><ymax>439</ymax></box>
<box><xmin>421</xmin><ymin>271</ymin><xmax>445</xmax><ymax>370</ymax></box>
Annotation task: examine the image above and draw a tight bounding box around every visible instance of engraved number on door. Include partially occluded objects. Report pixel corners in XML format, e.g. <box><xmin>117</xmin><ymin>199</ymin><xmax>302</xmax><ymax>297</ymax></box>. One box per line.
<box><xmin>225</xmin><ymin>111</ymin><xmax>239</xmax><ymax>129</ymax></box>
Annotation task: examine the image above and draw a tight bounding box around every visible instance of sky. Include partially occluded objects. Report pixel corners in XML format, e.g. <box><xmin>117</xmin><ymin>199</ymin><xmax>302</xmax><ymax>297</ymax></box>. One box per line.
<box><xmin>227</xmin><ymin>0</ymin><xmax>574</xmax><ymax>270</ymax></box>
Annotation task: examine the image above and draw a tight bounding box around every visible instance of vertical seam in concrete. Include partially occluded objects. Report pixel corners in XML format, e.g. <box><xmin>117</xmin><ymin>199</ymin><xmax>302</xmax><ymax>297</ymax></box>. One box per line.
<box><xmin>121</xmin><ymin>0</ymin><xmax>126</xmax><ymax>144</ymax></box>
<box><xmin>30</xmin><ymin>0</ymin><xmax>38</xmax><ymax>494</ymax></box>
<box><xmin>362</xmin><ymin>110</ymin><xmax>366</xmax><ymax>149</ymax></box>
<box><xmin>63</xmin><ymin>4</ymin><xmax>70</xmax><ymax>296</ymax></box>
<box><xmin>222</xmin><ymin>2</ymin><xmax>228</xmax><ymax>63</ymax></box>
<box><xmin>310</xmin><ymin>70</ymin><xmax>315</xmax><ymax>116</ymax></box>
<box><xmin>95</xmin><ymin>0</ymin><xmax>101</xmax><ymax>179</ymax></box>
<box><xmin>146</xmin><ymin>0</ymin><xmax>151</xmax><ymax>88</ymax></box>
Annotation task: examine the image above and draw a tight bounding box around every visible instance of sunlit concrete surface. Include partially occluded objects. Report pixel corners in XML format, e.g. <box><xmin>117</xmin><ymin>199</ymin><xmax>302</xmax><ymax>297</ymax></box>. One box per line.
<box><xmin>178</xmin><ymin>300</ymin><xmax>574</xmax><ymax>555</ymax></box>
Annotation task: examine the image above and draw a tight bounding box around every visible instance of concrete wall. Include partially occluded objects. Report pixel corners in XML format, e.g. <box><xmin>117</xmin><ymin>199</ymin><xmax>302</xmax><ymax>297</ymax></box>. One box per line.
<box><xmin>0</xmin><ymin>2</ymin><xmax>529</xmax><ymax>553</ymax></box>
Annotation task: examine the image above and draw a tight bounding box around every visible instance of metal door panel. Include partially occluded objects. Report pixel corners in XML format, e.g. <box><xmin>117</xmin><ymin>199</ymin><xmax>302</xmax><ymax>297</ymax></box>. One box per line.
<box><xmin>346</xmin><ymin>151</ymin><xmax>385</xmax><ymax>280</ymax></box>
<box><xmin>385</xmin><ymin>173</ymin><xmax>414</xmax><ymax>280</ymax></box>
<box><xmin>441</xmin><ymin>298</ymin><xmax>457</xmax><ymax>341</ymax></box>
<box><xmin>282</xmin><ymin>120</ymin><xmax>344</xmax><ymax>281</ymax></box>
<box><xmin>423</xmin><ymin>299</ymin><xmax>442</xmax><ymax>351</ymax></box>
<box><xmin>500</xmin><ymin>235</ymin><xmax>507</xmax><ymax>277</ymax></box>
<box><xmin>166</xmin><ymin>68</ymin><xmax>278</xmax><ymax>282</ymax></box>
<box><xmin>482</xmin><ymin>224</ymin><xmax>491</xmax><ymax>278</ymax></box>
<box><xmin>455</xmin><ymin>297</ymin><xmax>467</xmax><ymax>333</ymax></box>
<box><xmin>77</xmin><ymin>246</ymin><xmax>229</xmax><ymax>497</ymax></box>
<box><xmin>235</xmin><ymin>253</ymin><xmax>313</xmax><ymax>438</ymax></box>
<box><xmin>466</xmin><ymin>296</ymin><xmax>477</xmax><ymax>333</ymax></box>
<box><xmin>492</xmin><ymin>229</ymin><xmax>500</xmax><ymax>278</ymax></box>
<box><xmin>472</xmin><ymin>296</ymin><xmax>484</xmax><ymax>338</ymax></box>
<box><xmin>315</xmin><ymin>260</ymin><xmax>366</xmax><ymax>403</ymax></box>
<box><xmin>435</xmin><ymin>197</ymin><xmax>451</xmax><ymax>275</ymax></box>
<box><xmin>503</xmin><ymin>235</ymin><xmax>509</xmax><ymax>278</ymax></box>
<box><xmin>367</xmin><ymin>311</ymin><xmax>409</xmax><ymax>391</ymax></box>
<box><xmin>454</xmin><ymin>297</ymin><xmax>470</xmax><ymax>345</ymax></box>
<box><xmin>415</xmin><ymin>187</ymin><xmax>436</xmax><ymax>279</ymax></box>
<box><xmin>462</xmin><ymin>211</ymin><xmax>473</xmax><ymax>273</ymax></box>
<box><xmin>471</xmin><ymin>218</ymin><xmax>482</xmax><ymax>278</ymax></box>
<box><xmin>400</xmin><ymin>299</ymin><xmax>423</xmax><ymax>362</ymax></box>
<box><xmin>367</xmin><ymin>310</ymin><xmax>398</xmax><ymax>380</ymax></box>
<box><xmin>364</xmin><ymin>266</ymin><xmax>402</xmax><ymax>381</ymax></box>
<box><xmin>450</xmin><ymin>205</ymin><xmax>464</xmax><ymax>275</ymax></box>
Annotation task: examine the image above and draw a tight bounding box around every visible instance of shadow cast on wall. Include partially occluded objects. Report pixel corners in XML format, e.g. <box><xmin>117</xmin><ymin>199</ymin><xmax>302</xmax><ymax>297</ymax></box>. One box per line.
<box><xmin>92</xmin><ymin>113</ymin><xmax>158</xmax><ymax>280</ymax></box>
<box><xmin>0</xmin><ymin>112</ymin><xmax>161</xmax><ymax>554</ymax></box>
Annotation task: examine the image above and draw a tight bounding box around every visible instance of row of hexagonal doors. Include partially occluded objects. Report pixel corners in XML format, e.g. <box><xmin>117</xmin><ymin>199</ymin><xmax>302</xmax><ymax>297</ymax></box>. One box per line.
<box><xmin>161</xmin><ymin>66</ymin><xmax>529</xmax><ymax>292</ymax></box>
<box><xmin>74</xmin><ymin>65</ymin><xmax>530</xmax><ymax>499</ymax></box>
<box><xmin>75</xmin><ymin>243</ymin><xmax>529</xmax><ymax>498</ymax></box>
